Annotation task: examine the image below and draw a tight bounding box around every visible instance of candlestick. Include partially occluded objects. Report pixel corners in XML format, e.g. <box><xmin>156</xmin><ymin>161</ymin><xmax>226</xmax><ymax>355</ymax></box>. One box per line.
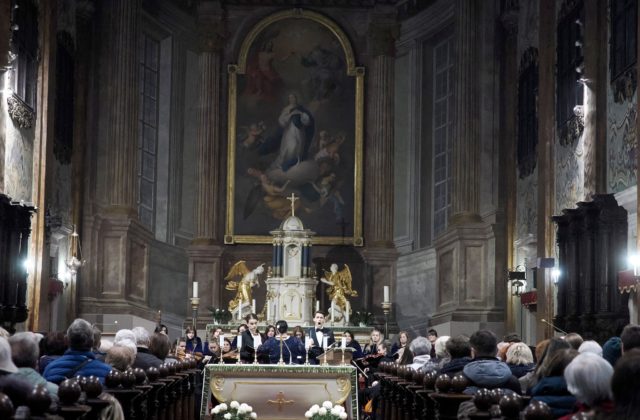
<box><xmin>236</xmin><ymin>335</ymin><xmax>242</xmax><ymax>364</ymax></box>
<box><xmin>192</xmin><ymin>281</ymin><xmax>198</xmax><ymax>298</ymax></box>
<box><xmin>323</xmin><ymin>336</ymin><xmax>328</xmax><ymax>350</ymax></box>
<box><xmin>252</xmin><ymin>299</ymin><xmax>256</xmax><ymax>314</ymax></box>
<box><xmin>190</xmin><ymin>296</ymin><xmax>200</xmax><ymax>329</ymax></box>
<box><xmin>341</xmin><ymin>347</ymin><xmax>345</xmax><ymax>366</ymax></box>
<box><xmin>218</xmin><ymin>335</ymin><xmax>225</xmax><ymax>364</ymax></box>
<box><xmin>341</xmin><ymin>336</ymin><xmax>346</xmax><ymax>349</ymax></box>
<box><xmin>315</xmin><ymin>300</ymin><xmax>320</xmax><ymax>312</ymax></box>
<box><xmin>381</xmin><ymin>301</ymin><xmax>392</xmax><ymax>339</ymax></box>
<box><xmin>345</xmin><ymin>301</ymin><xmax>350</xmax><ymax>325</ymax></box>
<box><xmin>384</xmin><ymin>286</ymin><xmax>390</xmax><ymax>302</ymax></box>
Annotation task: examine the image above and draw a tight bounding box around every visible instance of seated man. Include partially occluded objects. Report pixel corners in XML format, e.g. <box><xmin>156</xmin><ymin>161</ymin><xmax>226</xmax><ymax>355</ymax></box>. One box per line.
<box><xmin>9</xmin><ymin>332</ymin><xmax>58</xmax><ymax>396</ymax></box>
<box><xmin>44</xmin><ymin>318</ymin><xmax>112</xmax><ymax>384</ymax></box>
<box><xmin>260</xmin><ymin>320</ymin><xmax>305</xmax><ymax>364</ymax></box>
<box><xmin>462</xmin><ymin>330</ymin><xmax>520</xmax><ymax>394</ymax></box>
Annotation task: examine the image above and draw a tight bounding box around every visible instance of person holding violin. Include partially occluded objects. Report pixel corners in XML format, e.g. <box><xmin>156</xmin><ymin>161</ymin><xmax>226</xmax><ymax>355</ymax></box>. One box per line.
<box><xmin>240</xmin><ymin>313</ymin><xmax>266</xmax><ymax>363</ymax></box>
<box><xmin>344</xmin><ymin>330</ymin><xmax>363</xmax><ymax>359</ymax></box>
<box><xmin>363</xmin><ymin>327</ymin><xmax>385</xmax><ymax>356</ymax></box>
<box><xmin>201</xmin><ymin>340</ymin><xmax>221</xmax><ymax>365</ymax></box>
<box><xmin>390</xmin><ymin>330</ymin><xmax>410</xmax><ymax>361</ymax></box>
<box><xmin>221</xmin><ymin>337</ymin><xmax>239</xmax><ymax>362</ymax></box>
<box><xmin>306</xmin><ymin>311</ymin><xmax>335</xmax><ymax>364</ymax></box>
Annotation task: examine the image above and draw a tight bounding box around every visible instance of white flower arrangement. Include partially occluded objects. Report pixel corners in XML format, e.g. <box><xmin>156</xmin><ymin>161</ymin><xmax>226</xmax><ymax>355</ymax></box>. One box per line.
<box><xmin>211</xmin><ymin>401</ymin><xmax>257</xmax><ymax>419</ymax></box>
<box><xmin>304</xmin><ymin>401</ymin><xmax>348</xmax><ymax>420</ymax></box>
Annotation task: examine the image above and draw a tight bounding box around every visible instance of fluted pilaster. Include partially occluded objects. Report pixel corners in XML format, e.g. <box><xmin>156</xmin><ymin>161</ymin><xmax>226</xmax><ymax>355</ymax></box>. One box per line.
<box><xmin>451</xmin><ymin>0</ymin><xmax>481</xmax><ymax>223</ymax></box>
<box><xmin>106</xmin><ymin>0</ymin><xmax>140</xmax><ymax>211</ymax></box>
<box><xmin>193</xmin><ymin>1</ymin><xmax>223</xmax><ymax>243</ymax></box>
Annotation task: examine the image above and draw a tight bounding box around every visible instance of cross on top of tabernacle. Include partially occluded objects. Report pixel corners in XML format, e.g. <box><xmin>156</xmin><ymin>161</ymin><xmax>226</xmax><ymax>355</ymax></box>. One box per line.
<box><xmin>287</xmin><ymin>193</ymin><xmax>299</xmax><ymax>217</ymax></box>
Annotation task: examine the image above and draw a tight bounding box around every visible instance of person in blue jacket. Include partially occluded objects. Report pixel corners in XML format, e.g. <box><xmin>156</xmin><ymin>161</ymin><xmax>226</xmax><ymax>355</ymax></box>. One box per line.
<box><xmin>43</xmin><ymin>318</ymin><xmax>112</xmax><ymax>384</ymax></box>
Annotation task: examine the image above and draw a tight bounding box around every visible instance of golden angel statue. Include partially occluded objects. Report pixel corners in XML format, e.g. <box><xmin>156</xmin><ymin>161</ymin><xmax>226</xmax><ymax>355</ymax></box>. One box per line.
<box><xmin>320</xmin><ymin>263</ymin><xmax>358</xmax><ymax>322</ymax></box>
<box><xmin>225</xmin><ymin>261</ymin><xmax>265</xmax><ymax>314</ymax></box>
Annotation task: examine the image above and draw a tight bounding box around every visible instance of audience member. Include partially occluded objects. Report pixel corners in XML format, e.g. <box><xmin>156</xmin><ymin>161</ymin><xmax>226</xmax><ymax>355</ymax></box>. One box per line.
<box><xmin>621</xmin><ymin>324</ymin><xmax>640</xmax><ymax>353</ymax></box>
<box><xmin>440</xmin><ymin>335</ymin><xmax>472</xmax><ymax>376</ymax></box>
<box><xmin>530</xmin><ymin>349</ymin><xmax>578</xmax><ymax>417</ymax></box>
<box><xmin>43</xmin><ymin>318</ymin><xmax>112</xmax><ymax>384</ymax></box>
<box><xmin>462</xmin><ymin>330</ymin><xmax>520</xmax><ymax>394</ymax></box>
<box><xmin>132</xmin><ymin>327</ymin><xmax>163</xmax><ymax>369</ymax></box>
<box><xmin>560</xmin><ymin>352</ymin><xmax>613</xmax><ymax>419</ymax></box>
<box><xmin>0</xmin><ymin>337</ymin><xmax>33</xmax><ymax>407</ymax></box>
<box><xmin>563</xmin><ymin>332</ymin><xmax>584</xmax><ymax>350</ymax></box>
<box><xmin>149</xmin><ymin>333</ymin><xmax>171</xmax><ymax>362</ymax></box>
<box><xmin>427</xmin><ymin>329</ymin><xmax>438</xmax><ymax>358</ymax></box>
<box><xmin>506</xmin><ymin>342</ymin><xmax>536</xmax><ymax>379</ymax></box>
<box><xmin>408</xmin><ymin>337</ymin><xmax>436</xmax><ymax>372</ymax></box>
<box><xmin>602</xmin><ymin>336</ymin><xmax>622</xmax><ymax>366</ymax></box>
<box><xmin>92</xmin><ymin>325</ymin><xmax>106</xmax><ymax>361</ymax></box>
<box><xmin>390</xmin><ymin>330</ymin><xmax>409</xmax><ymax>361</ymax></box>
<box><xmin>610</xmin><ymin>348</ymin><xmax>640</xmax><ymax>419</ymax></box>
<box><xmin>433</xmin><ymin>335</ymin><xmax>450</xmax><ymax>367</ymax></box>
<box><xmin>106</xmin><ymin>345</ymin><xmax>135</xmax><ymax>371</ymax></box>
<box><xmin>38</xmin><ymin>331</ymin><xmax>66</xmax><ymax>374</ymax></box>
<box><xmin>8</xmin><ymin>332</ymin><xmax>58</xmax><ymax>396</ymax></box>
<box><xmin>578</xmin><ymin>340</ymin><xmax>603</xmax><ymax>357</ymax></box>
<box><xmin>521</xmin><ymin>337</ymin><xmax>570</xmax><ymax>394</ymax></box>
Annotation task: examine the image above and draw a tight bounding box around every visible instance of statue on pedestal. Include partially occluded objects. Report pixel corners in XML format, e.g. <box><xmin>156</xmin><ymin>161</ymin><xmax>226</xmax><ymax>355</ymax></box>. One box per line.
<box><xmin>225</xmin><ymin>261</ymin><xmax>265</xmax><ymax>314</ymax></box>
<box><xmin>321</xmin><ymin>264</ymin><xmax>357</xmax><ymax>324</ymax></box>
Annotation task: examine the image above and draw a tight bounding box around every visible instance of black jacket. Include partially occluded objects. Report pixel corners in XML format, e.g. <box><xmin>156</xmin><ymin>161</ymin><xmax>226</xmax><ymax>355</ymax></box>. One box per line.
<box><xmin>239</xmin><ymin>330</ymin><xmax>267</xmax><ymax>363</ymax></box>
<box><xmin>133</xmin><ymin>347</ymin><xmax>163</xmax><ymax>370</ymax></box>
<box><xmin>306</xmin><ymin>326</ymin><xmax>335</xmax><ymax>363</ymax></box>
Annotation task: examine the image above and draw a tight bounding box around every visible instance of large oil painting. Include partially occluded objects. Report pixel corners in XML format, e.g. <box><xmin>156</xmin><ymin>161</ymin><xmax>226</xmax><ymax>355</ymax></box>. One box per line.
<box><xmin>225</xmin><ymin>10</ymin><xmax>364</xmax><ymax>245</ymax></box>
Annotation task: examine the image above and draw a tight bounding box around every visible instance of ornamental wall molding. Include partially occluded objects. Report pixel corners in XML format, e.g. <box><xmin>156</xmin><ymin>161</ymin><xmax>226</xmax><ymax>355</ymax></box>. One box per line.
<box><xmin>7</xmin><ymin>94</ymin><xmax>34</xmax><ymax>129</ymax></box>
<box><xmin>612</xmin><ymin>68</ymin><xmax>637</xmax><ymax>104</ymax></box>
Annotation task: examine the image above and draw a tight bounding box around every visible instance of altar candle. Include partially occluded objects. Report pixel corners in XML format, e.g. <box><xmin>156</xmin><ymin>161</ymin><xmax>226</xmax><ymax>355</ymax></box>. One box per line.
<box><xmin>238</xmin><ymin>300</ymin><xmax>242</xmax><ymax>320</ymax></box>
<box><xmin>323</xmin><ymin>336</ymin><xmax>328</xmax><ymax>349</ymax></box>
<box><xmin>237</xmin><ymin>335</ymin><xmax>242</xmax><ymax>350</ymax></box>
<box><xmin>345</xmin><ymin>301</ymin><xmax>350</xmax><ymax>324</ymax></box>
<box><xmin>252</xmin><ymin>299</ymin><xmax>256</xmax><ymax>314</ymax></box>
<box><xmin>192</xmin><ymin>282</ymin><xmax>198</xmax><ymax>298</ymax></box>
<box><xmin>384</xmin><ymin>286</ymin><xmax>390</xmax><ymax>303</ymax></box>
<box><xmin>219</xmin><ymin>334</ymin><xmax>224</xmax><ymax>349</ymax></box>
<box><xmin>341</xmin><ymin>336</ymin><xmax>346</xmax><ymax>350</ymax></box>
<box><xmin>331</xmin><ymin>301</ymin><xmax>335</xmax><ymax>322</ymax></box>
<box><xmin>315</xmin><ymin>300</ymin><xmax>320</xmax><ymax>312</ymax></box>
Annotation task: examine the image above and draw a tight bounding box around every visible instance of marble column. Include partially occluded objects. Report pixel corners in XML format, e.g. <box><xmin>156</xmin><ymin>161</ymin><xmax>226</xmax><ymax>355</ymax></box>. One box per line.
<box><xmin>450</xmin><ymin>0</ymin><xmax>481</xmax><ymax>225</ymax></box>
<box><xmin>187</xmin><ymin>1</ymin><xmax>225</xmax><ymax>316</ymax></box>
<box><xmin>500</xmin><ymin>2</ymin><xmax>519</xmax><ymax>333</ymax></box>
<box><xmin>363</xmin><ymin>6</ymin><xmax>399</xmax><ymax>320</ymax></box>
<box><xmin>105</xmin><ymin>0</ymin><xmax>141</xmax><ymax>213</ymax></box>
<box><xmin>536</xmin><ymin>0</ymin><xmax>557</xmax><ymax>341</ymax></box>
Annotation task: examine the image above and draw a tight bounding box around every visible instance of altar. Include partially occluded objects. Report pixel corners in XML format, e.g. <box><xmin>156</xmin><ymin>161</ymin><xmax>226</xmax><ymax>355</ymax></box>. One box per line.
<box><xmin>200</xmin><ymin>364</ymin><xmax>358</xmax><ymax>420</ymax></box>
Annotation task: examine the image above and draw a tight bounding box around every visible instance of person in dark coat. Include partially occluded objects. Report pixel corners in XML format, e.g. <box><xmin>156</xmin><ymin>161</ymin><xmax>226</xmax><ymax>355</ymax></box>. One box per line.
<box><xmin>132</xmin><ymin>327</ymin><xmax>163</xmax><ymax>370</ymax></box>
<box><xmin>43</xmin><ymin>319</ymin><xmax>112</xmax><ymax>384</ymax></box>
<box><xmin>261</xmin><ymin>320</ymin><xmax>306</xmax><ymax>364</ymax></box>
<box><xmin>439</xmin><ymin>335</ymin><xmax>472</xmax><ymax>376</ymax></box>
<box><xmin>506</xmin><ymin>342</ymin><xmax>536</xmax><ymax>378</ymax></box>
<box><xmin>344</xmin><ymin>330</ymin><xmax>363</xmax><ymax>360</ymax></box>
<box><xmin>240</xmin><ymin>314</ymin><xmax>266</xmax><ymax>363</ymax></box>
<box><xmin>184</xmin><ymin>326</ymin><xmax>203</xmax><ymax>354</ymax></box>
<box><xmin>306</xmin><ymin>311</ymin><xmax>335</xmax><ymax>364</ymax></box>
<box><xmin>530</xmin><ymin>349</ymin><xmax>578</xmax><ymax>417</ymax></box>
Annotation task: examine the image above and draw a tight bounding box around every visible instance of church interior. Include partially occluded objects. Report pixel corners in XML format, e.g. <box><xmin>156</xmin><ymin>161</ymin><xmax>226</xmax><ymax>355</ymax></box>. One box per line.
<box><xmin>1</xmin><ymin>0</ymin><xmax>640</xmax><ymax>418</ymax></box>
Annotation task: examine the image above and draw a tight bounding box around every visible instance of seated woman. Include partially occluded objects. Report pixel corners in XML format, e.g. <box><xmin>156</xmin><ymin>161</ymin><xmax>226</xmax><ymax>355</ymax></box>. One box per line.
<box><xmin>265</xmin><ymin>325</ymin><xmax>277</xmax><ymax>339</ymax></box>
<box><xmin>221</xmin><ymin>337</ymin><xmax>239</xmax><ymax>363</ymax></box>
<box><xmin>185</xmin><ymin>327</ymin><xmax>203</xmax><ymax>354</ymax></box>
<box><xmin>363</xmin><ymin>328</ymin><xmax>385</xmax><ymax>356</ymax></box>
<box><xmin>506</xmin><ymin>342</ymin><xmax>536</xmax><ymax>378</ymax></box>
<box><xmin>240</xmin><ymin>313</ymin><xmax>266</xmax><ymax>363</ymax></box>
<box><xmin>259</xmin><ymin>320</ymin><xmax>305</xmax><ymax>364</ymax></box>
<box><xmin>531</xmin><ymin>349</ymin><xmax>578</xmax><ymax>417</ymax></box>
<box><xmin>201</xmin><ymin>341</ymin><xmax>220</xmax><ymax>365</ymax></box>
<box><xmin>292</xmin><ymin>326</ymin><xmax>305</xmax><ymax>342</ymax></box>
<box><xmin>560</xmin><ymin>352</ymin><xmax>613</xmax><ymax>420</ymax></box>
<box><xmin>231</xmin><ymin>324</ymin><xmax>248</xmax><ymax>348</ymax></box>
<box><xmin>390</xmin><ymin>330</ymin><xmax>409</xmax><ymax>361</ymax></box>
<box><xmin>344</xmin><ymin>330</ymin><xmax>363</xmax><ymax>360</ymax></box>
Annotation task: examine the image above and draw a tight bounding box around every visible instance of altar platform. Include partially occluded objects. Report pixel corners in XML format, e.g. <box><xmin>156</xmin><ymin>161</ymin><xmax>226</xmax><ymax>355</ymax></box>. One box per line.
<box><xmin>200</xmin><ymin>364</ymin><xmax>358</xmax><ymax>420</ymax></box>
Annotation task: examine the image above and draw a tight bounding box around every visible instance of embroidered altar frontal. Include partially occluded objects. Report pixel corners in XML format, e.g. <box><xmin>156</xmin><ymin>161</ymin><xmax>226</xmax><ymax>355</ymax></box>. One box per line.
<box><xmin>200</xmin><ymin>364</ymin><xmax>358</xmax><ymax>419</ymax></box>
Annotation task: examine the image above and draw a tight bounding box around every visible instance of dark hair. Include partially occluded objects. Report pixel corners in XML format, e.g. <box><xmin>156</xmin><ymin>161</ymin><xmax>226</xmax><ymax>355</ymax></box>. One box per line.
<box><xmin>427</xmin><ymin>329</ymin><xmax>438</xmax><ymax>337</ymax></box>
<box><xmin>92</xmin><ymin>326</ymin><xmax>102</xmax><ymax>350</ymax></box>
<box><xmin>503</xmin><ymin>332</ymin><xmax>521</xmax><ymax>343</ymax></box>
<box><xmin>314</xmin><ymin>310</ymin><xmax>325</xmax><ymax>317</ymax></box>
<box><xmin>244</xmin><ymin>313</ymin><xmax>258</xmax><ymax>322</ymax></box>
<box><xmin>343</xmin><ymin>330</ymin><xmax>353</xmax><ymax>339</ymax></box>
<box><xmin>611</xmin><ymin>349</ymin><xmax>640</xmax><ymax>419</ymax></box>
<box><xmin>43</xmin><ymin>332</ymin><xmax>67</xmax><ymax>356</ymax></box>
<box><xmin>154</xmin><ymin>324</ymin><xmax>168</xmax><ymax>334</ymax></box>
<box><xmin>621</xmin><ymin>325</ymin><xmax>640</xmax><ymax>352</ymax></box>
<box><xmin>446</xmin><ymin>335</ymin><xmax>472</xmax><ymax>359</ymax></box>
<box><xmin>237</xmin><ymin>323</ymin><xmax>248</xmax><ymax>333</ymax></box>
<box><xmin>535</xmin><ymin>337</ymin><xmax>572</xmax><ymax>379</ymax></box>
<box><xmin>266</xmin><ymin>325</ymin><xmax>276</xmax><ymax>335</ymax></box>
<box><xmin>149</xmin><ymin>333</ymin><xmax>171</xmax><ymax>360</ymax></box>
<box><xmin>293</xmin><ymin>326</ymin><xmax>305</xmax><ymax>340</ymax></box>
<box><xmin>399</xmin><ymin>348</ymin><xmax>414</xmax><ymax>365</ymax></box>
<box><xmin>564</xmin><ymin>332</ymin><xmax>584</xmax><ymax>350</ymax></box>
<box><xmin>469</xmin><ymin>330</ymin><xmax>497</xmax><ymax>357</ymax></box>
<box><xmin>185</xmin><ymin>326</ymin><xmax>197</xmax><ymax>336</ymax></box>
<box><xmin>540</xmin><ymin>348</ymin><xmax>578</xmax><ymax>378</ymax></box>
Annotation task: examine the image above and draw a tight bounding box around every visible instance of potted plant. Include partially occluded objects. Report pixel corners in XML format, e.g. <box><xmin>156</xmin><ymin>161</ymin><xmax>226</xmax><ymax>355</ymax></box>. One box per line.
<box><xmin>211</xmin><ymin>401</ymin><xmax>257</xmax><ymax>419</ymax></box>
<box><xmin>305</xmin><ymin>401</ymin><xmax>347</xmax><ymax>419</ymax></box>
<box><xmin>208</xmin><ymin>307</ymin><xmax>232</xmax><ymax>324</ymax></box>
<box><xmin>351</xmin><ymin>311</ymin><xmax>373</xmax><ymax>327</ymax></box>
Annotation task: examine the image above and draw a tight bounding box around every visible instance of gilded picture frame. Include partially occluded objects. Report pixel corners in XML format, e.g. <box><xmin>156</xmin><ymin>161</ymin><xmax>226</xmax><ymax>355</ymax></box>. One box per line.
<box><xmin>224</xmin><ymin>9</ymin><xmax>364</xmax><ymax>246</ymax></box>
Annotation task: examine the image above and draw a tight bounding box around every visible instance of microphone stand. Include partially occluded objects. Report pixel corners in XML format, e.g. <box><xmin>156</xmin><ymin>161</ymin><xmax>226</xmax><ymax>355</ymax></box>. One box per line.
<box><xmin>541</xmin><ymin>318</ymin><xmax>569</xmax><ymax>335</ymax></box>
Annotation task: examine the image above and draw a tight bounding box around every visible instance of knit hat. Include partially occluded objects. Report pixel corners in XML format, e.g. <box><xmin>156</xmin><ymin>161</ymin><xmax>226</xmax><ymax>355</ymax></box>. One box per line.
<box><xmin>602</xmin><ymin>336</ymin><xmax>622</xmax><ymax>367</ymax></box>
<box><xmin>0</xmin><ymin>337</ymin><xmax>18</xmax><ymax>373</ymax></box>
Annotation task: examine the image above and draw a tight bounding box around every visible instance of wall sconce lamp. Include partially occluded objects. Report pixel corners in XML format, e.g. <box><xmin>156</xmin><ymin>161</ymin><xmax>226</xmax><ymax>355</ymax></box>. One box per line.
<box><xmin>628</xmin><ymin>253</ymin><xmax>640</xmax><ymax>276</ymax></box>
<box><xmin>65</xmin><ymin>225</ymin><xmax>86</xmax><ymax>275</ymax></box>
<box><xmin>551</xmin><ymin>268</ymin><xmax>561</xmax><ymax>285</ymax></box>
<box><xmin>508</xmin><ymin>266</ymin><xmax>527</xmax><ymax>297</ymax></box>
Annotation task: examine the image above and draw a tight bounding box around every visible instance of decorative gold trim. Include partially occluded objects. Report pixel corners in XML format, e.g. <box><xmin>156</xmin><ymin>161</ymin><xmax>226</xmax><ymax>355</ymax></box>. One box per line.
<box><xmin>224</xmin><ymin>9</ymin><xmax>364</xmax><ymax>246</ymax></box>
<box><xmin>267</xmin><ymin>391</ymin><xmax>295</xmax><ymax>411</ymax></box>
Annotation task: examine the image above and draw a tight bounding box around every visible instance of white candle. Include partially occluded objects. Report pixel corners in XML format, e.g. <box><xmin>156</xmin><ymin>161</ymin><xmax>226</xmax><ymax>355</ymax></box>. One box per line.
<box><xmin>238</xmin><ymin>300</ymin><xmax>242</xmax><ymax>320</ymax></box>
<box><xmin>252</xmin><ymin>299</ymin><xmax>256</xmax><ymax>314</ymax></box>
<box><xmin>331</xmin><ymin>302</ymin><xmax>335</xmax><ymax>322</ymax></box>
<box><xmin>192</xmin><ymin>281</ymin><xmax>198</xmax><ymax>298</ymax></box>
<box><xmin>219</xmin><ymin>334</ymin><xmax>224</xmax><ymax>349</ymax></box>
<box><xmin>322</xmin><ymin>336</ymin><xmax>328</xmax><ymax>349</ymax></box>
<box><xmin>345</xmin><ymin>301</ymin><xmax>350</xmax><ymax>324</ymax></box>
<box><xmin>267</xmin><ymin>302</ymin><xmax>272</xmax><ymax>322</ymax></box>
<box><xmin>384</xmin><ymin>286</ymin><xmax>390</xmax><ymax>302</ymax></box>
<box><xmin>341</xmin><ymin>336</ymin><xmax>346</xmax><ymax>349</ymax></box>
<box><xmin>237</xmin><ymin>335</ymin><xmax>242</xmax><ymax>350</ymax></box>
<box><xmin>315</xmin><ymin>300</ymin><xmax>320</xmax><ymax>312</ymax></box>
